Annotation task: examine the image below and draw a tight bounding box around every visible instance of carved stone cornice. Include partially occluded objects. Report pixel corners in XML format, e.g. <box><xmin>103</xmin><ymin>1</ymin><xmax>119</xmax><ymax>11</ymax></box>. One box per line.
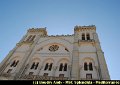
<box><xmin>27</xmin><ymin>28</ymin><xmax>47</xmax><ymax>35</ymax></box>
<box><xmin>1</xmin><ymin>73</ymin><xmax>11</xmax><ymax>77</ymax></box>
<box><xmin>74</xmin><ymin>25</ymin><xmax>96</xmax><ymax>32</ymax></box>
<box><xmin>47</xmin><ymin>34</ymin><xmax>74</xmax><ymax>37</ymax></box>
<box><xmin>16</xmin><ymin>41</ymin><xmax>34</xmax><ymax>46</ymax></box>
<box><xmin>36</xmin><ymin>53</ymin><xmax>70</xmax><ymax>56</ymax></box>
<box><xmin>78</xmin><ymin>39</ymin><xmax>95</xmax><ymax>43</ymax></box>
<box><xmin>20</xmin><ymin>74</ymin><xmax>35</xmax><ymax>80</ymax></box>
<box><xmin>20</xmin><ymin>74</ymin><xmax>69</xmax><ymax>80</ymax></box>
<box><xmin>78</xmin><ymin>39</ymin><xmax>95</xmax><ymax>46</ymax></box>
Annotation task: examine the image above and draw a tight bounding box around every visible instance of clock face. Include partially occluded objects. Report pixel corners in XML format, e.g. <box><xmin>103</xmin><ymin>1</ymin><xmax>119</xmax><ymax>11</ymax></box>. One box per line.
<box><xmin>49</xmin><ymin>45</ymin><xmax>59</xmax><ymax>52</ymax></box>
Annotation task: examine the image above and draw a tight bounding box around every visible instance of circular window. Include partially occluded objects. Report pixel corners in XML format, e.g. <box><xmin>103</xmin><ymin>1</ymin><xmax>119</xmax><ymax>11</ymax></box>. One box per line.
<box><xmin>49</xmin><ymin>45</ymin><xmax>59</xmax><ymax>52</ymax></box>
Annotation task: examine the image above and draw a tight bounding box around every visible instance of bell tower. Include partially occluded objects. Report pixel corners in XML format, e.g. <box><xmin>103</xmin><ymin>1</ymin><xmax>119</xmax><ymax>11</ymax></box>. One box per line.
<box><xmin>71</xmin><ymin>25</ymin><xmax>110</xmax><ymax>80</ymax></box>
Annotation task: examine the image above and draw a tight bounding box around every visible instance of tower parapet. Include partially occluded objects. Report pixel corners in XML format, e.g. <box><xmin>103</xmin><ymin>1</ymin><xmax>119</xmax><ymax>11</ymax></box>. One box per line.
<box><xmin>74</xmin><ymin>25</ymin><xmax>96</xmax><ymax>32</ymax></box>
<box><xmin>27</xmin><ymin>28</ymin><xmax>47</xmax><ymax>36</ymax></box>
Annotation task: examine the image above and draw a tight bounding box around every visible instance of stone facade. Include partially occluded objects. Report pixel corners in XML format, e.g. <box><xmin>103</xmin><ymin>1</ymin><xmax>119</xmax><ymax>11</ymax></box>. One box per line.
<box><xmin>0</xmin><ymin>25</ymin><xmax>110</xmax><ymax>80</ymax></box>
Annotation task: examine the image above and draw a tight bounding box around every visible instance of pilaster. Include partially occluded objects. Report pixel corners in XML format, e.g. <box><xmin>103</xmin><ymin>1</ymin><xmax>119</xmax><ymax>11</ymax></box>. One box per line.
<box><xmin>71</xmin><ymin>29</ymin><xmax>79</xmax><ymax>80</ymax></box>
<box><xmin>13</xmin><ymin>35</ymin><xmax>41</xmax><ymax>80</ymax></box>
<box><xmin>93</xmin><ymin>33</ymin><xmax>110</xmax><ymax>80</ymax></box>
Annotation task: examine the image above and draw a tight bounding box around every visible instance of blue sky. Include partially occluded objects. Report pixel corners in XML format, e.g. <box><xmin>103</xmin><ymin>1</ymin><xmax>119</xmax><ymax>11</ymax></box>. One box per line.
<box><xmin>0</xmin><ymin>0</ymin><xmax>120</xmax><ymax>80</ymax></box>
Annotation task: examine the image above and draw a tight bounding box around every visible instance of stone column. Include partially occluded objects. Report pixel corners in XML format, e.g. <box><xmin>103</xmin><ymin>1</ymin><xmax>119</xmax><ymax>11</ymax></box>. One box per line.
<box><xmin>37</xmin><ymin>65</ymin><xmax>43</xmax><ymax>75</ymax></box>
<box><xmin>68</xmin><ymin>65</ymin><xmax>72</xmax><ymax>80</ymax></box>
<box><xmin>52</xmin><ymin>66</ymin><xmax>58</xmax><ymax>77</ymax></box>
<box><xmin>94</xmin><ymin>66</ymin><xmax>100</xmax><ymax>80</ymax></box>
<box><xmin>79</xmin><ymin>65</ymin><xmax>82</xmax><ymax>79</ymax></box>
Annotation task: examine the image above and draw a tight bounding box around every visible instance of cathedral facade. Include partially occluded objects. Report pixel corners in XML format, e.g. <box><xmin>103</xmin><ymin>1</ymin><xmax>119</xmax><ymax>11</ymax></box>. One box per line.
<box><xmin>0</xmin><ymin>25</ymin><xmax>110</xmax><ymax>80</ymax></box>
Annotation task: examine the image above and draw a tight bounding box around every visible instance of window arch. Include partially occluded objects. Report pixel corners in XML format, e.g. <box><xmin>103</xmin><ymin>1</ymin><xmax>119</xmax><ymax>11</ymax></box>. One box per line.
<box><xmin>86</xmin><ymin>33</ymin><xmax>90</xmax><ymax>40</ymax></box>
<box><xmin>26</xmin><ymin>35</ymin><xmax>32</xmax><ymax>41</ymax></box>
<box><xmin>30</xmin><ymin>35</ymin><xmax>36</xmax><ymax>41</ymax></box>
<box><xmin>10</xmin><ymin>60</ymin><xmax>19</xmax><ymax>67</ymax></box>
<box><xmin>89</xmin><ymin>62</ymin><xmax>93</xmax><ymax>71</ymax></box>
<box><xmin>44</xmin><ymin>63</ymin><xmax>53</xmax><ymax>71</ymax></box>
<box><xmin>59</xmin><ymin>63</ymin><xmax>68</xmax><ymax>71</ymax></box>
<box><xmin>30</xmin><ymin>62</ymin><xmax>39</xmax><ymax>70</ymax></box>
<box><xmin>49</xmin><ymin>63</ymin><xmax>53</xmax><ymax>71</ymax></box>
<box><xmin>82</xmin><ymin>33</ymin><xmax>85</xmax><ymax>40</ymax></box>
<box><xmin>84</xmin><ymin>62</ymin><xmax>88</xmax><ymax>71</ymax></box>
<box><xmin>64</xmin><ymin>63</ymin><xmax>67</xmax><ymax>71</ymax></box>
<box><xmin>44</xmin><ymin>63</ymin><xmax>49</xmax><ymax>70</ymax></box>
<box><xmin>59</xmin><ymin>63</ymin><xmax>63</xmax><ymax>71</ymax></box>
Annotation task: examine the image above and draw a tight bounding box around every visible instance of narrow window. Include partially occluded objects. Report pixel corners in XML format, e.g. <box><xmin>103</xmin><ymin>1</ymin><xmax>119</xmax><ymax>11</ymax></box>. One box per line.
<box><xmin>10</xmin><ymin>60</ymin><xmax>16</xmax><ymax>67</ymax></box>
<box><xmin>30</xmin><ymin>62</ymin><xmax>35</xmax><ymax>69</ymax></box>
<box><xmin>65</xmin><ymin>48</ymin><xmax>69</xmax><ymax>52</ymax></box>
<box><xmin>29</xmin><ymin>72</ymin><xmax>34</xmax><ymax>75</ymax></box>
<box><xmin>86</xmin><ymin>33</ymin><xmax>90</xmax><ymax>40</ymax></box>
<box><xmin>86</xmin><ymin>74</ymin><xmax>92</xmax><ymax>79</ymax></box>
<box><xmin>64</xmin><ymin>63</ymin><xmax>67</xmax><ymax>71</ymax></box>
<box><xmin>35</xmin><ymin>62</ymin><xmax>39</xmax><ymax>70</ymax></box>
<box><xmin>89</xmin><ymin>62</ymin><xmax>93</xmax><ymax>71</ymax></box>
<box><xmin>59</xmin><ymin>63</ymin><xmax>63</xmax><ymax>71</ymax></box>
<box><xmin>82</xmin><ymin>33</ymin><xmax>85</xmax><ymax>40</ymax></box>
<box><xmin>26</xmin><ymin>35</ymin><xmax>32</xmax><ymax>41</ymax></box>
<box><xmin>31</xmin><ymin>62</ymin><xmax>39</xmax><ymax>70</ymax></box>
<box><xmin>43</xmin><ymin>73</ymin><xmax>48</xmax><ymax>77</ymax></box>
<box><xmin>10</xmin><ymin>60</ymin><xmax>19</xmax><ymax>67</ymax></box>
<box><xmin>49</xmin><ymin>63</ymin><xmax>53</xmax><ymax>71</ymax></box>
<box><xmin>44</xmin><ymin>63</ymin><xmax>49</xmax><ymax>70</ymax></box>
<box><xmin>14</xmin><ymin>60</ymin><xmax>19</xmax><ymax>67</ymax></box>
<box><xmin>30</xmin><ymin>35</ymin><xmax>36</xmax><ymax>41</ymax></box>
<box><xmin>7</xmin><ymin>69</ymin><xmax>12</xmax><ymax>73</ymax></box>
<box><xmin>59</xmin><ymin>74</ymin><xmax>64</xmax><ymax>77</ymax></box>
<box><xmin>84</xmin><ymin>62</ymin><xmax>88</xmax><ymax>71</ymax></box>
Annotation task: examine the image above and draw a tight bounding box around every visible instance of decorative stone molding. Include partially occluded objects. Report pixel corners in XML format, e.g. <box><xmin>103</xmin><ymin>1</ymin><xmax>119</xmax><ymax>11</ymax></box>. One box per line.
<box><xmin>68</xmin><ymin>65</ymin><xmax>72</xmax><ymax>69</ymax></box>
<box><xmin>36</xmin><ymin>53</ymin><xmax>70</xmax><ymax>56</ymax></box>
<box><xmin>21</xmin><ymin>74</ymin><xmax>35</xmax><ymax>80</ymax></box>
<box><xmin>1</xmin><ymin>73</ymin><xmax>11</xmax><ymax>77</ymax></box>
<box><xmin>78</xmin><ymin>39</ymin><xmax>95</xmax><ymax>43</ymax></box>
<box><xmin>47</xmin><ymin>34</ymin><xmax>74</xmax><ymax>37</ymax></box>
<box><xmin>53</xmin><ymin>66</ymin><xmax>58</xmax><ymax>70</ymax></box>
<box><xmin>16</xmin><ymin>41</ymin><xmax>34</xmax><ymax>46</ymax></box>
<box><xmin>27</xmin><ymin>28</ymin><xmax>47</xmax><ymax>35</ymax></box>
<box><xmin>20</xmin><ymin>74</ymin><xmax>68</xmax><ymax>80</ymax></box>
<box><xmin>78</xmin><ymin>39</ymin><xmax>95</xmax><ymax>46</ymax></box>
<box><xmin>74</xmin><ymin>25</ymin><xmax>96</xmax><ymax>32</ymax></box>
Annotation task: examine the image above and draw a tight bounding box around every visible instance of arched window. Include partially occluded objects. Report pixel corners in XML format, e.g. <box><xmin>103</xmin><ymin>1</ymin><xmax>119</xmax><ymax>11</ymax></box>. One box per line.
<box><xmin>89</xmin><ymin>62</ymin><xmax>93</xmax><ymax>71</ymax></box>
<box><xmin>84</xmin><ymin>62</ymin><xmax>88</xmax><ymax>71</ymax></box>
<box><xmin>31</xmin><ymin>62</ymin><xmax>35</xmax><ymax>69</ymax></box>
<box><xmin>29</xmin><ymin>72</ymin><xmax>34</xmax><ymax>75</ymax></box>
<box><xmin>10</xmin><ymin>60</ymin><xmax>15</xmax><ymax>67</ymax></box>
<box><xmin>64</xmin><ymin>63</ymin><xmax>67</xmax><ymax>71</ymax></box>
<box><xmin>86</xmin><ymin>33</ymin><xmax>90</xmax><ymax>40</ymax></box>
<box><xmin>14</xmin><ymin>60</ymin><xmax>19</xmax><ymax>67</ymax></box>
<box><xmin>26</xmin><ymin>35</ymin><xmax>32</xmax><ymax>41</ymax></box>
<box><xmin>59</xmin><ymin>63</ymin><xmax>63</xmax><ymax>71</ymax></box>
<box><xmin>30</xmin><ymin>35</ymin><xmax>36</xmax><ymax>41</ymax></box>
<box><xmin>35</xmin><ymin>62</ymin><xmax>39</xmax><ymax>70</ymax></box>
<box><xmin>82</xmin><ymin>33</ymin><xmax>85</xmax><ymax>40</ymax></box>
<box><xmin>44</xmin><ymin>63</ymin><xmax>49</xmax><ymax>70</ymax></box>
<box><xmin>10</xmin><ymin>60</ymin><xmax>19</xmax><ymax>67</ymax></box>
<box><xmin>30</xmin><ymin>62</ymin><xmax>39</xmax><ymax>70</ymax></box>
<box><xmin>7</xmin><ymin>69</ymin><xmax>12</xmax><ymax>73</ymax></box>
<box><xmin>49</xmin><ymin>63</ymin><xmax>53</xmax><ymax>71</ymax></box>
